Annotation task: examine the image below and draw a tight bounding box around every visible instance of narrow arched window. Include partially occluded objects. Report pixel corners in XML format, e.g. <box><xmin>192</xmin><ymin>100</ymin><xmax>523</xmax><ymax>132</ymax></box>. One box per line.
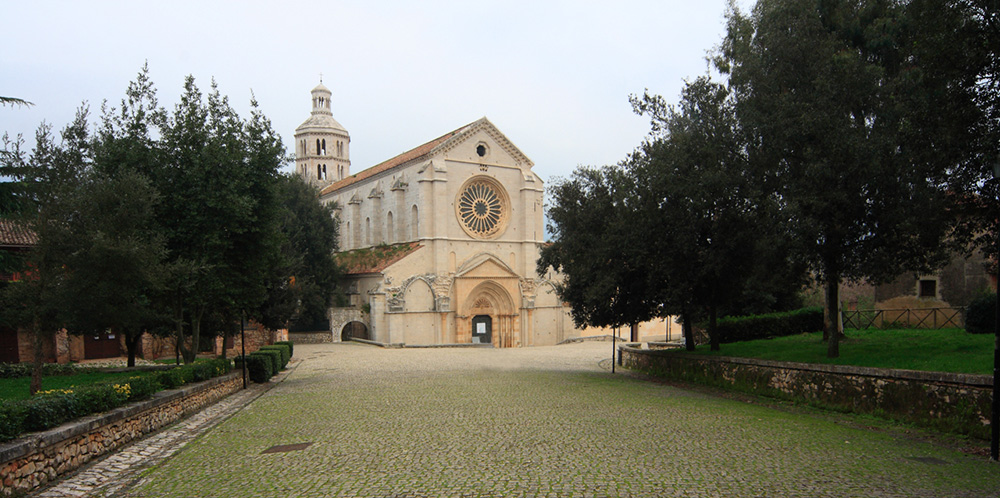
<box><xmin>387</xmin><ymin>212</ymin><xmax>394</xmax><ymax>244</ymax></box>
<box><xmin>411</xmin><ymin>205</ymin><xmax>419</xmax><ymax>240</ymax></box>
<box><xmin>365</xmin><ymin>217</ymin><xmax>371</xmax><ymax>245</ymax></box>
<box><xmin>322</xmin><ymin>139</ymin><xmax>327</xmax><ymax>155</ymax></box>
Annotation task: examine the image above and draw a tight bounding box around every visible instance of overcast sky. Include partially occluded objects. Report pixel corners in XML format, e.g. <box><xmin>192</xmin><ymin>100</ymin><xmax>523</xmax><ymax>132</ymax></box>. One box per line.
<box><xmin>3</xmin><ymin>0</ymin><xmax>747</xmax><ymax>184</ymax></box>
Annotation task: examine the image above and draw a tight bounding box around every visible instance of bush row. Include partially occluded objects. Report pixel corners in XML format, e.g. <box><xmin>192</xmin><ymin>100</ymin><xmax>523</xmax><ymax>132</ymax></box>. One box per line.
<box><xmin>234</xmin><ymin>342</ymin><xmax>293</xmax><ymax>384</ymax></box>
<box><xmin>714</xmin><ymin>306</ymin><xmax>825</xmax><ymax>344</ymax></box>
<box><xmin>0</xmin><ymin>362</ymin><xmax>87</xmax><ymax>379</ymax></box>
<box><xmin>0</xmin><ymin>358</ymin><xmax>233</xmax><ymax>442</ymax></box>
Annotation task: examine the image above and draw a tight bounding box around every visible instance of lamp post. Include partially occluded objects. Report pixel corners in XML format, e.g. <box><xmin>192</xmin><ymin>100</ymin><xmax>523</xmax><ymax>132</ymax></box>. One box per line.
<box><xmin>992</xmin><ymin>159</ymin><xmax>1000</xmax><ymax>461</ymax></box>
<box><xmin>241</xmin><ymin>312</ymin><xmax>247</xmax><ymax>390</ymax></box>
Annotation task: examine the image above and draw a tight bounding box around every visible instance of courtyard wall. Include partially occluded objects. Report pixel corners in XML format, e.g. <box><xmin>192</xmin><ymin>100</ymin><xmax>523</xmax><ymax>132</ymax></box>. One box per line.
<box><xmin>620</xmin><ymin>345</ymin><xmax>992</xmax><ymax>439</ymax></box>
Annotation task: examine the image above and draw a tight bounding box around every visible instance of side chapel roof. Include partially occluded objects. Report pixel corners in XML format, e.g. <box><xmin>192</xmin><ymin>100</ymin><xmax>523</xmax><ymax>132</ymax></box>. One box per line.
<box><xmin>333</xmin><ymin>242</ymin><xmax>423</xmax><ymax>275</ymax></box>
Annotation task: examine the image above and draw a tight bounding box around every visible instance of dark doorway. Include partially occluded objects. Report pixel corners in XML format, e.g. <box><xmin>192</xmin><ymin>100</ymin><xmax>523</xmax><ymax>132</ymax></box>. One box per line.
<box><xmin>84</xmin><ymin>330</ymin><xmax>121</xmax><ymax>359</ymax></box>
<box><xmin>0</xmin><ymin>326</ymin><xmax>18</xmax><ymax>363</ymax></box>
<box><xmin>471</xmin><ymin>315</ymin><xmax>492</xmax><ymax>345</ymax></box>
<box><xmin>341</xmin><ymin>321</ymin><xmax>369</xmax><ymax>341</ymax></box>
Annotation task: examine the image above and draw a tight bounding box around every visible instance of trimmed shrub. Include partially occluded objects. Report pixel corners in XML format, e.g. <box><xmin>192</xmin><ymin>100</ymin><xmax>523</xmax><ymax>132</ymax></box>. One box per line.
<box><xmin>254</xmin><ymin>349</ymin><xmax>283</xmax><ymax>373</ymax></box>
<box><xmin>122</xmin><ymin>375</ymin><xmax>160</xmax><ymax>401</ymax></box>
<box><xmin>260</xmin><ymin>345</ymin><xmax>289</xmax><ymax>369</ymax></box>
<box><xmin>235</xmin><ymin>355</ymin><xmax>271</xmax><ymax>383</ymax></box>
<box><xmin>0</xmin><ymin>403</ymin><xmax>26</xmax><ymax>441</ymax></box>
<box><xmin>250</xmin><ymin>351</ymin><xmax>277</xmax><ymax>377</ymax></box>
<box><xmin>192</xmin><ymin>362</ymin><xmax>216</xmax><ymax>382</ymax></box>
<box><xmin>274</xmin><ymin>340</ymin><xmax>294</xmax><ymax>358</ymax></box>
<box><xmin>714</xmin><ymin>306</ymin><xmax>825</xmax><ymax>344</ymax></box>
<box><xmin>0</xmin><ymin>362</ymin><xmax>83</xmax><ymax>379</ymax></box>
<box><xmin>965</xmin><ymin>293</ymin><xmax>995</xmax><ymax>334</ymax></box>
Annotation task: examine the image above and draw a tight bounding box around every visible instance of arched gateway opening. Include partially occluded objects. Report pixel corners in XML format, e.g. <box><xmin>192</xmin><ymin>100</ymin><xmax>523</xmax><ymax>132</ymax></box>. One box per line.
<box><xmin>462</xmin><ymin>280</ymin><xmax>517</xmax><ymax>348</ymax></box>
<box><xmin>341</xmin><ymin>321</ymin><xmax>369</xmax><ymax>341</ymax></box>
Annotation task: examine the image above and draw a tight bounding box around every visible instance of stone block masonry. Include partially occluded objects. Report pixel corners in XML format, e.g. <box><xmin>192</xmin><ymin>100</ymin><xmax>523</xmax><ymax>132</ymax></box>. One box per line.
<box><xmin>0</xmin><ymin>371</ymin><xmax>242</xmax><ymax>496</ymax></box>
<box><xmin>620</xmin><ymin>345</ymin><xmax>993</xmax><ymax>439</ymax></box>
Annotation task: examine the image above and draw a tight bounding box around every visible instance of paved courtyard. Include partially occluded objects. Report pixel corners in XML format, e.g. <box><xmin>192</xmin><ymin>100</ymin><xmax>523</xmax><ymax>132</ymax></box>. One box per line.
<box><xmin>114</xmin><ymin>341</ymin><xmax>997</xmax><ymax>497</ymax></box>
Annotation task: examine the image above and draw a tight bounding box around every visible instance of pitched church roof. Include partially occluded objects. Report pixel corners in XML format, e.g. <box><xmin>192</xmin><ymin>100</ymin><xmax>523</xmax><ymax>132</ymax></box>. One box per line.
<box><xmin>318</xmin><ymin>117</ymin><xmax>532</xmax><ymax>197</ymax></box>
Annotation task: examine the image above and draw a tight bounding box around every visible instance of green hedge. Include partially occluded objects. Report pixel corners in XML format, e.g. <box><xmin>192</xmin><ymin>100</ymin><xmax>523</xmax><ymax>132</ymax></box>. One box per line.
<box><xmin>259</xmin><ymin>345</ymin><xmax>290</xmax><ymax>369</ymax></box>
<box><xmin>235</xmin><ymin>355</ymin><xmax>271</xmax><ymax>383</ymax></box>
<box><xmin>274</xmin><ymin>341</ymin><xmax>294</xmax><ymax>358</ymax></box>
<box><xmin>0</xmin><ymin>360</ymin><xmax>234</xmax><ymax>442</ymax></box>
<box><xmin>965</xmin><ymin>293</ymin><xmax>994</xmax><ymax>334</ymax></box>
<box><xmin>0</xmin><ymin>362</ymin><xmax>86</xmax><ymax>379</ymax></box>
<box><xmin>254</xmin><ymin>349</ymin><xmax>283</xmax><ymax>373</ymax></box>
<box><xmin>714</xmin><ymin>306</ymin><xmax>825</xmax><ymax>344</ymax></box>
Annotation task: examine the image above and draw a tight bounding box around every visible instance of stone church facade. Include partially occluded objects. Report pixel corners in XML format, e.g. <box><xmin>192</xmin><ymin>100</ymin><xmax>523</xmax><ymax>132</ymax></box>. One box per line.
<box><xmin>296</xmin><ymin>82</ymin><xmax>579</xmax><ymax>347</ymax></box>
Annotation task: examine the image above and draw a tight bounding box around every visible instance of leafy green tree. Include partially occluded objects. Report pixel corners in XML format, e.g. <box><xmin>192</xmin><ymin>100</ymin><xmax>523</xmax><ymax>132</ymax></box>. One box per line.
<box><xmin>720</xmin><ymin>0</ymin><xmax>956</xmax><ymax>357</ymax></box>
<box><xmin>538</xmin><ymin>166</ymin><xmax>658</xmax><ymax>335</ymax></box>
<box><xmin>1</xmin><ymin>110</ymin><xmax>89</xmax><ymax>393</ymax></box>
<box><xmin>59</xmin><ymin>170</ymin><xmax>167</xmax><ymax>367</ymax></box>
<box><xmin>629</xmin><ymin>76</ymin><xmax>800</xmax><ymax>351</ymax></box>
<box><xmin>155</xmin><ymin>77</ymin><xmax>285</xmax><ymax>363</ymax></box>
<box><xmin>257</xmin><ymin>175</ymin><xmax>341</xmax><ymax>331</ymax></box>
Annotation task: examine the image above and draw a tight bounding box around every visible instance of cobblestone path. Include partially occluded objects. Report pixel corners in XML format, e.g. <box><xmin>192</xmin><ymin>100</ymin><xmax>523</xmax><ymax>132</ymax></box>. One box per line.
<box><xmin>112</xmin><ymin>342</ymin><xmax>998</xmax><ymax>497</ymax></box>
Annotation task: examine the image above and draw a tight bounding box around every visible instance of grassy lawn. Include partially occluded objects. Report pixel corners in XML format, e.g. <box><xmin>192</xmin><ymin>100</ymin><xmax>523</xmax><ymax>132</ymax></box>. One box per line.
<box><xmin>0</xmin><ymin>370</ymin><xmax>153</xmax><ymax>401</ymax></box>
<box><xmin>686</xmin><ymin>328</ymin><xmax>993</xmax><ymax>375</ymax></box>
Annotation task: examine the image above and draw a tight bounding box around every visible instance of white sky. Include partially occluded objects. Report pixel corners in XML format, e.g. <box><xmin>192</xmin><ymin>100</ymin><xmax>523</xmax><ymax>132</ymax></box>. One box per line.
<box><xmin>2</xmin><ymin>0</ymin><xmax>747</xmax><ymax>184</ymax></box>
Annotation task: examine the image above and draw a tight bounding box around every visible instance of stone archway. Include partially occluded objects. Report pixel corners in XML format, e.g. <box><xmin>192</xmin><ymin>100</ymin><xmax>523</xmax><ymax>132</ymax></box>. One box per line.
<box><xmin>461</xmin><ymin>280</ymin><xmax>518</xmax><ymax>348</ymax></box>
<box><xmin>341</xmin><ymin>321</ymin><xmax>369</xmax><ymax>341</ymax></box>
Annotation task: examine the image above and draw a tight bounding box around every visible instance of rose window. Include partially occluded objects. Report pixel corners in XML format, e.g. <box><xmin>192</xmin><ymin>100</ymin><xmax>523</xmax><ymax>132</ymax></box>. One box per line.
<box><xmin>457</xmin><ymin>178</ymin><xmax>509</xmax><ymax>239</ymax></box>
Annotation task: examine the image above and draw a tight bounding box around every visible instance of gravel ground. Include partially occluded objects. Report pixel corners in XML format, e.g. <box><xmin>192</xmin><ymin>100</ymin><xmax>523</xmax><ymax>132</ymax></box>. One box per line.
<box><xmin>123</xmin><ymin>341</ymin><xmax>1000</xmax><ymax>498</ymax></box>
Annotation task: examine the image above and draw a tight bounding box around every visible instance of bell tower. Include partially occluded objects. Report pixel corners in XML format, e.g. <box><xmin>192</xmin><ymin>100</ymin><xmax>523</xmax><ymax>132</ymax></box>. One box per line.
<box><xmin>295</xmin><ymin>80</ymin><xmax>351</xmax><ymax>188</ymax></box>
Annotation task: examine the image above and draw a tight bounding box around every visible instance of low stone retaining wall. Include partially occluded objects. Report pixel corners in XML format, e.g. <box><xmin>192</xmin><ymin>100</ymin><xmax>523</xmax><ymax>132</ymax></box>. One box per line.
<box><xmin>619</xmin><ymin>345</ymin><xmax>993</xmax><ymax>439</ymax></box>
<box><xmin>0</xmin><ymin>371</ymin><xmax>242</xmax><ymax>496</ymax></box>
<box><xmin>288</xmin><ymin>331</ymin><xmax>333</xmax><ymax>344</ymax></box>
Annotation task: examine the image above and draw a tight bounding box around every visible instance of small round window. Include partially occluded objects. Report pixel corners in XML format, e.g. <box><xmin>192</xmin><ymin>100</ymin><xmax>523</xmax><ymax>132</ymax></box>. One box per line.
<box><xmin>456</xmin><ymin>177</ymin><xmax>509</xmax><ymax>239</ymax></box>
<box><xmin>476</xmin><ymin>143</ymin><xmax>487</xmax><ymax>157</ymax></box>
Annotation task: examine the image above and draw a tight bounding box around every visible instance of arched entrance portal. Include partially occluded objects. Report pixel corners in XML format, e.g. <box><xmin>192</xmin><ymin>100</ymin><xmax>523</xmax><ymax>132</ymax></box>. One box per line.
<box><xmin>462</xmin><ymin>280</ymin><xmax>518</xmax><ymax>347</ymax></box>
<box><xmin>341</xmin><ymin>321</ymin><xmax>369</xmax><ymax>341</ymax></box>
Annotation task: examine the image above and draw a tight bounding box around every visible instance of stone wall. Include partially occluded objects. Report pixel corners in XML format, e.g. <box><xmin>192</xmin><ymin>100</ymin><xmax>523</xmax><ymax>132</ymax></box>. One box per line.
<box><xmin>0</xmin><ymin>372</ymin><xmax>242</xmax><ymax>496</ymax></box>
<box><xmin>620</xmin><ymin>346</ymin><xmax>993</xmax><ymax>439</ymax></box>
<box><xmin>288</xmin><ymin>331</ymin><xmax>333</xmax><ymax>344</ymax></box>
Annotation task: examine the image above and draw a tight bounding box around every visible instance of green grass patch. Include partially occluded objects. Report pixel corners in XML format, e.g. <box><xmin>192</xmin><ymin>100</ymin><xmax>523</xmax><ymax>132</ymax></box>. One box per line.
<box><xmin>0</xmin><ymin>370</ymin><xmax>155</xmax><ymax>401</ymax></box>
<box><xmin>686</xmin><ymin>328</ymin><xmax>993</xmax><ymax>375</ymax></box>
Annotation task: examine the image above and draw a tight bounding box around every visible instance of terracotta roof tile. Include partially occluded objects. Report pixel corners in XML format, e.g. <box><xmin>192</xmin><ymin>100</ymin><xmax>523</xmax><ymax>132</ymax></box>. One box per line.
<box><xmin>334</xmin><ymin>242</ymin><xmax>422</xmax><ymax>275</ymax></box>
<box><xmin>319</xmin><ymin>122</ymin><xmax>474</xmax><ymax>197</ymax></box>
<box><xmin>0</xmin><ymin>219</ymin><xmax>36</xmax><ymax>247</ymax></box>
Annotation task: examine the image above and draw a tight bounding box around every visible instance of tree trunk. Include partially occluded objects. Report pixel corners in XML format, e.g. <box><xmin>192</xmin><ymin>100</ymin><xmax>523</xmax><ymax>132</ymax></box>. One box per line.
<box><xmin>174</xmin><ymin>301</ymin><xmax>187</xmax><ymax>365</ymax></box>
<box><xmin>630</xmin><ymin>322</ymin><xmax>639</xmax><ymax>342</ymax></box>
<box><xmin>185</xmin><ymin>307</ymin><xmax>205</xmax><ymax>364</ymax></box>
<box><xmin>126</xmin><ymin>330</ymin><xmax>143</xmax><ymax>368</ymax></box>
<box><xmin>709</xmin><ymin>305</ymin><xmax>720</xmax><ymax>351</ymax></box>
<box><xmin>681</xmin><ymin>307</ymin><xmax>695</xmax><ymax>351</ymax></box>
<box><xmin>30</xmin><ymin>318</ymin><xmax>43</xmax><ymax>395</ymax></box>
<box><xmin>826</xmin><ymin>276</ymin><xmax>842</xmax><ymax>358</ymax></box>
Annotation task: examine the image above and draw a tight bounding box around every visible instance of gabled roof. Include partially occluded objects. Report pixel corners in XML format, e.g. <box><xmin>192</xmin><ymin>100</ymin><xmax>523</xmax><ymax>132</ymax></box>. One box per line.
<box><xmin>0</xmin><ymin>219</ymin><xmax>36</xmax><ymax>247</ymax></box>
<box><xmin>334</xmin><ymin>242</ymin><xmax>422</xmax><ymax>275</ymax></box>
<box><xmin>319</xmin><ymin>117</ymin><xmax>533</xmax><ymax>197</ymax></box>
